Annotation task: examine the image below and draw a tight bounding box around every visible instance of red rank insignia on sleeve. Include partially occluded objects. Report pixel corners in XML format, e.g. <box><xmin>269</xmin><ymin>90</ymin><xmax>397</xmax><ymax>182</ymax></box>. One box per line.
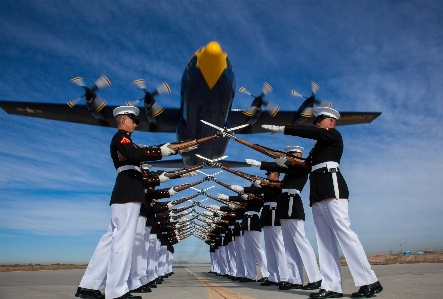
<box><xmin>120</xmin><ymin>136</ymin><xmax>131</xmax><ymax>144</ymax></box>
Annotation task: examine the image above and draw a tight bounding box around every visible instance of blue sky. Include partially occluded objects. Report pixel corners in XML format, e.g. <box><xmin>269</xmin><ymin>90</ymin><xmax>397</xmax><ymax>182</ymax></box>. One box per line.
<box><xmin>1</xmin><ymin>0</ymin><xmax>443</xmax><ymax>264</ymax></box>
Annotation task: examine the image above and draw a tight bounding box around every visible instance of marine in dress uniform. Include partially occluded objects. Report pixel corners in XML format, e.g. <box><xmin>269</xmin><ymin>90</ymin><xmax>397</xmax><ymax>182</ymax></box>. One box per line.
<box><xmin>76</xmin><ymin>106</ymin><xmax>176</xmax><ymax>299</ymax></box>
<box><xmin>248</xmin><ymin>146</ymin><xmax>323</xmax><ymax>290</ymax></box>
<box><xmin>262</xmin><ymin>107</ymin><xmax>383</xmax><ymax>298</ymax></box>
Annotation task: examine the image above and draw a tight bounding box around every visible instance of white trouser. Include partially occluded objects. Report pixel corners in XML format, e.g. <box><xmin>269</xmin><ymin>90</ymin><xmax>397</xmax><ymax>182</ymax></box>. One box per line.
<box><xmin>128</xmin><ymin>216</ymin><xmax>148</xmax><ymax>290</ymax></box>
<box><xmin>217</xmin><ymin>246</ymin><xmax>228</xmax><ymax>275</ymax></box>
<box><xmin>233</xmin><ymin>236</ymin><xmax>246</xmax><ymax>278</ymax></box>
<box><xmin>158</xmin><ymin>245</ymin><xmax>168</xmax><ymax>276</ymax></box>
<box><xmin>226</xmin><ymin>241</ymin><xmax>237</xmax><ymax>276</ymax></box>
<box><xmin>210</xmin><ymin>252</ymin><xmax>216</xmax><ymax>272</ymax></box>
<box><xmin>138</xmin><ymin>227</ymin><xmax>153</xmax><ymax>285</ymax></box>
<box><xmin>145</xmin><ymin>234</ymin><xmax>159</xmax><ymax>282</ymax></box>
<box><xmin>263</xmin><ymin>226</ymin><xmax>291</xmax><ymax>283</ymax></box>
<box><xmin>167</xmin><ymin>252</ymin><xmax>173</xmax><ymax>273</ymax></box>
<box><xmin>154</xmin><ymin>239</ymin><xmax>161</xmax><ymax>276</ymax></box>
<box><xmin>79</xmin><ymin>202</ymin><xmax>141</xmax><ymax>299</ymax></box>
<box><xmin>281</xmin><ymin>219</ymin><xmax>323</xmax><ymax>284</ymax></box>
<box><xmin>243</xmin><ymin>231</ymin><xmax>269</xmax><ymax>280</ymax></box>
<box><xmin>312</xmin><ymin>199</ymin><xmax>378</xmax><ymax>292</ymax></box>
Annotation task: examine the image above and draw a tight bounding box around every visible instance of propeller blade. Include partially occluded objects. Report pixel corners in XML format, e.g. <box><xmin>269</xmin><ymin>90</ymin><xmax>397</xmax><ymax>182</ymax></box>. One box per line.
<box><xmin>154</xmin><ymin>82</ymin><xmax>171</xmax><ymax>95</ymax></box>
<box><xmin>264</xmin><ymin>102</ymin><xmax>280</xmax><ymax>117</ymax></box>
<box><xmin>151</xmin><ymin>102</ymin><xmax>165</xmax><ymax>117</ymax></box>
<box><xmin>261</xmin><ymin>82</ymin><xmax>273</xmax><ymax>95</ymax></box>
<box><xmin>242</xmin><ymin>106</ymin><xmax>259</xmax><ymax>117</ymax></box>
<box><xmin>94</xmin><ymin>75</ymin><xmax>112</xmax><ymax>90</ymax></box>
<box><xmin>70</xmin><ymin>77</ymin><xmax>86</xmax><ymax>87</ymax></box>
<box><xmin>126</xmin><ymin>99</ymin><xmax>143</xmax><ymax>106</ymax></box>
<box><xmin>238</xmin><ymin>86</ymin><xmax>252</xmax><ymax>96</ymax></box>
<box><xmin>133</xmin><ymin>79</ymin><xmax>147</xmax><ymax>90</ymax></box>
<box><xmin>94</xmin><ymin>96</ymin><xmax>107</xmax><ymax>112</ymax></box>
<box><xmin>67</xmin><ymin>97</ymin><xmax>83</xmax><ymax>108</ymax></box>
<box><xmin>311</xmin><ymin>81</ymin><xmax>320</xmax><ymax>94</ymax></box>
<box><xmin>291</xmin><ymin>89</ymin><xmax>303</xmax><ymax>97</ymax></box>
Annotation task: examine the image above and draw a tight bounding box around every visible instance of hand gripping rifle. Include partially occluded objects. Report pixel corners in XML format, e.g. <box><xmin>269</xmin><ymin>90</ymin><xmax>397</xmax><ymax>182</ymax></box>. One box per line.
<box><xmin>150</xmin><ymin>165</ymin><xmax>204</xmax><ymax>179</ymax></box>
<box><xmin>201</xmin><ymin>120</ymin><xmax>309</xmax><ymax>169</ymax></box>
<box><xmin>220</xmin><ymin>165</ymin><xmax>282</xmax><ymax>188</ymax></box>
<box><xmin>206</xmin><ymin>175</ymin><xmax>264</xmax><ymax>202</ymax></box>
<box><xmin>154</xmin><ymin>191</ymin><xmax>200</xmax><ymax>213</ymax></box>
<box><xmin>203</xmin><ymin>192</ymin><xmax>246</xmax><ymax>210</ymax></box>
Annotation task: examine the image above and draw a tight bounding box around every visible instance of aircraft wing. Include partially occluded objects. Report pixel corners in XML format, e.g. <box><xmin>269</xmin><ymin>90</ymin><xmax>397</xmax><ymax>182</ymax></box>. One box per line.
<box><xmin>0</xmin><ymin>101</ymin><xmax>180</xmax><ymax>132</ymax></box>
<box><xmin>228</xmin><ymin>109</ymin><xmax>382</xmax><ymax>134</ymax></box>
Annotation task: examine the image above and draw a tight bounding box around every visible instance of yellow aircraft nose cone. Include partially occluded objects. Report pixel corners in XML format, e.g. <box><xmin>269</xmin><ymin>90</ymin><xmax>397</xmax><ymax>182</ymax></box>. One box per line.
<box><xmin>196</xmin><ymin>41</ymin><xmax>228</xmax><ymax>89</ymax></box>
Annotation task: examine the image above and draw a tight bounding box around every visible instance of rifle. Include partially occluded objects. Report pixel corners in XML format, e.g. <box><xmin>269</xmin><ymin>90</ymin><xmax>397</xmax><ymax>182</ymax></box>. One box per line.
<box><xmin>220</xmin><ymin>166</ymin><xmax>282</xmax><ymax>188</ymax></box>
<box><xmin>204</xmin><ymin>193</ymin><xmax>246</xmax><ymax>210</ymax></box>
<box><xmin>166</xmin><ymin>135</ymin><xmax>218</xmax><ymax>152</ymax></box>
<box><xmin>206</xmin><ymin>176</ymin><xmax>264</xmax><ymax>202</ymax></box>
<box><xmin>154</xmin><ymin>192</ymin><xmax>199</xmax><ymax>213</ymax></box>
<box><xmin>199</xmin><ymin>120</ymin><xmax>308</xmax><ymax>169</ymax></box>
<box><xmin>172</xmin><ymin>178</ymin><xmax>205</xmax><ymax>192</ymax></box>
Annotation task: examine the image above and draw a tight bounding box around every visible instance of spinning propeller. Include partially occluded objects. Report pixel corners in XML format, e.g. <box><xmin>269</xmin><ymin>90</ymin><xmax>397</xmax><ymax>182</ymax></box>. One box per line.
<box><xmin>291</xmin><ymin>81</ymin><xmax>330</xmax><ymax>107</ymax></box>
<box><xmin>67</xmin><ymin>75</ymin><xmax>111</xmax><ymax>121</ymax></box>
<box><xmin>128</xmin><ymin>79</ymin><xmax>171</xmax><ymax>123</ymax></box>
<box><xmin>239</xmin><ymin>82</ymin><xmax>280</xmax><ymax>118</ymax></box>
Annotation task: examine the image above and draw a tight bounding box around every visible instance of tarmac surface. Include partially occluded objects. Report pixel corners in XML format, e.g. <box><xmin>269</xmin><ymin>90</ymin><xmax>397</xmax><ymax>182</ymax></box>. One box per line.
<box><xmin>0</xmin><ymin>263</ymin><xmax>442</xmax><ymax>299</ymax></box>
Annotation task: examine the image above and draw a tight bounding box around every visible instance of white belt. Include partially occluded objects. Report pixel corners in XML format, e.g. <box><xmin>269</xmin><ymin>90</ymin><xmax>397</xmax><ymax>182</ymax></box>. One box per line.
<box><xmin>117</xmin><ymin>165</ymin><xmax>141</xmax><ymax>173</ymax></box>
<box><xmin>282</xmin><ymin>189</ymin><xmax>300</xmax><ymax>194</ymax></box>
<box><xmin>236</xmin><ymin>219</ymin><xmax>242</xmax><ymax>223</ymax></box>
<box><xmin>245</xmin><ymin>211</ymin><xmax>259</xmax><ymax>216</ymax></box>
<box><xmin>311</xmin><ymin>161</ymin><xmax>339</xmax><ymax>172</ymax></box>
<box><xmin>264</xmin><ymin>203</ymin><xmax>277</xmax><ymax>226</ymax></box>
<box><xmin>282</xmin><ymin>190</ymin><xmax>300</xmax><ymax>217</ymax></box>
<box><xmin>264</xmin><ymin>202</ymin><xmax>277</xmax><ymax>208</ymax></box>
<box><xmin>311</xmin><ymin>161</ymin><xmax>340</xmax><ymax>199</ymax></box>
<box><xmin>229</xmin><ymin>225</ymin><xmax>234</xmax><ymax>229</ymax></box>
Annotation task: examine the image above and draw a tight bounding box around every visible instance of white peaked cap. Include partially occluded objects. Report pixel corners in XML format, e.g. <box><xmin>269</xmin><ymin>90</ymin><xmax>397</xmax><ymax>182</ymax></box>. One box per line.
<box><xmin>313</xmin><ymin>106</ymin><xmax>340</xmax><ymax>120</ymax></box>
<box><xmin>284</xmin><ymin>146</ymin><xmax>304</xmax><ymax>153</ymax></box>
<box><xmin>113</xmin><ymin>106</ymin><xmax>140</xmax><ymax>117</ymax></box>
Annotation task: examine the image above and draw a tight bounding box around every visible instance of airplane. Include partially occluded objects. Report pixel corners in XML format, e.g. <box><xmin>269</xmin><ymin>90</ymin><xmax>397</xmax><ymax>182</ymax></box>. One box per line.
<box><xmin>0</xmin><ymin>41</ymin><xmax>381</xmax><ymax>168</ymax></box>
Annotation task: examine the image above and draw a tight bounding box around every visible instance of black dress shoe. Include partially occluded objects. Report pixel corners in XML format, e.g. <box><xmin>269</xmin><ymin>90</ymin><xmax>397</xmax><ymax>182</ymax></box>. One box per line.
<box><xmin>260</xmin><ymin>278</ymin><xmax>276</xmax><ymax>286</ymax></box>
<box><xmin>239</xmin><ymin>277</ymin><xmax>255</xmax><ymax>282</ymax></box>
<box><xmin>130</xmin><ymin>284</ymin><xmax>152</xmax><ymax>293</ymax></box>
<box><xmin>310</xmin><ymin>289</ymin><xmax>343</xmax><ymax>298</ymax></box>
<box><xmin>231</xmin><ymin>276</ymin><xmax>241</xmax><ymax>281</ymax></box>
<box><xmin>303</xmin><ymin>279</ymin><xmax>322</xmax><ymax>290</ymax></box>
<box><xmin>115</xmin><ymin>292</ymin><xmax>142</xmax><ymax>299</ymax></box>
<box><xmin>257</xmin><ymin>277</ymin><xmax>266</xmax><ymax>282</ymax></box>
<box><xmin>278</xmin><ymin>281</ymin><xmax>303</xmax><ymax>290</ymax></box>
<box><xmin>147</xmin><ymin>280</ymin><xmax>158</xmax><ymax>288</ymax></box>
<box><xmin>351</xmin><ymin>281</ymin><xmax>383</xmax><ymax>298</ymax></box>
<box><xmin>75</xmin><ymin>287</ymin><xmax>105</xmax><ymax>299</ymax></box>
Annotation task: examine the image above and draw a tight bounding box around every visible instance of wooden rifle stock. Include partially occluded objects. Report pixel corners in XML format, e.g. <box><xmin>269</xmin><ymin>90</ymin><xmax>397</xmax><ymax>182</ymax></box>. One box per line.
<box><xmin>163</xmin><ymin>165</ymin><xmax>203</xmax><ymax>179</ymax></box>
<box><xmin>167</xmin><ymin>135</ymin><xmax>217</xmax><ymax>152</ymax></box>
<box><xmin>220</xmin><ymin>166</ymin><xmax>283</xmax><ymax>188</ymax></box>
<box><xmin>173</xmin><ymin>178</ymin><xmax>205</xmax><ymax>192</ymax></box>
<box><xmin>230</xmin><ymin>135</ymin><xmax>309</xmax><ymax>169</ymax></box>
<box><xmin>155</xmin><ymin>193</ymin><xmax>199</xmax><ymax>213</ymax></box>
<box><xmin>209</xmin><ymin>177</ymin><xmax>264</xmax><ymax>201</ymax></box>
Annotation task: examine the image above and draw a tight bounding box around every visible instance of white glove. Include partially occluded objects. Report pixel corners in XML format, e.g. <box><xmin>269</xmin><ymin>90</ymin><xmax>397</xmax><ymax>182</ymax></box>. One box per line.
<box><xmin>275</xmin><ymin>157</ymin><xmax>288</xmax><ymax>168</ymax></box>
<box><xmin>209</xmin><ymin>204</ymin><xmax>220</xmax><ymax>210</ymax></box>
<box><xmin>167</xmin><ymin>202</ymin><xmax>173</xmax><ymax>209</ymax></box>
<box><xmin>241</xmin><ymin>194</ymin><xmax>249</xmax><ymax>200</ymax></box>
<box><xmin>179</xmin><ymin>145</ymin><xmax>198</xmax><ymax>154</ymax></box>
<box><xmin>245</xmin><ymin>159</ymin><xmax>261</xmax><ymax>167</ymax></box>
<box><xmin>181</xmin><ymin>171</ymin><xmax>197</xmax><ymax>178</ymax></box>
<box><xmin>253</xmin><ymin>179</ymin><xmax>262</xmax><ymax>188</ymax></box>
<box><xmin>230</xmin><ymin>185</ymin><xmax>244</xmax><ymax>192</ymax></box>
<box><xmin>168</xmin><ymin>187</ymin><xmax>177</xmax><ymax>196</ymax></box>
<box><xmin>218</xmin><ymin>193</ymin><xmax>229</xmax><ymax>200</ymax></box>
<box><xmin>160</xmin><ymin>143</ymin><xmax>176</xmax><ymax>157</ymax></box>
<box><xmin>142</xmin><ymin>163</ymin><xmax>152</xmax><ymax>170</ymax></box>
<box><xmin>228</xmin><ymin>204</ymin><xmax>237</xmax><ymax>210</ymax></box>
<box><xmin>262</xmin><ymin>125</ymin><xmax>284</xmax><ymax>134</ymax></box>
<box><xmin>158</xmin><ymin>172</ymin><xmax>169</xmax><ymax>183</ymax></box>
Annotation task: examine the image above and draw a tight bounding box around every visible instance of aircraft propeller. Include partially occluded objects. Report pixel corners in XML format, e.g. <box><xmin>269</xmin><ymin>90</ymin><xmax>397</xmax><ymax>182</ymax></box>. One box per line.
<box><xmin>128</xmin><ymin>80</ymin><xmax>171</xmax><ymax>123</ymax></box>
<box><xmin>240</xmin><ymin>82</ymin><xmax>280</xmax><ymax>118</ymax></box>
<box><xmin>67</xmin><ymin>75</ymin><xmax>111</xmax><ymax>121</ymax></box>
<box><xmin>291</xmin><ymin>81</ymin><xmax>330</xmax><ymax>107</ymax></box>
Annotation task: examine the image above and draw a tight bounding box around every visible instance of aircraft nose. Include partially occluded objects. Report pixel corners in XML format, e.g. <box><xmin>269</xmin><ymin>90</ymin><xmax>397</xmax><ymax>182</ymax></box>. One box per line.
<box><xmin>206</xmin><ymin>41</ymin><xmax>223</xmax><ymax>55</ymax></box>
<box><xmin>195</xmin><ymin>41</ymin><xmax>228</xmax><ymax>90</ymax></box>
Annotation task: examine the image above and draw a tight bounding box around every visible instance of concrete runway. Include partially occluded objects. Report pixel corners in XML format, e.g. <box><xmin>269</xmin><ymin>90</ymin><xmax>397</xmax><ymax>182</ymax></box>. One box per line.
<box><xmin>1</xmin><ymin>263</ymin><xmax>442</xmax><ymax>299</ymax></box>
